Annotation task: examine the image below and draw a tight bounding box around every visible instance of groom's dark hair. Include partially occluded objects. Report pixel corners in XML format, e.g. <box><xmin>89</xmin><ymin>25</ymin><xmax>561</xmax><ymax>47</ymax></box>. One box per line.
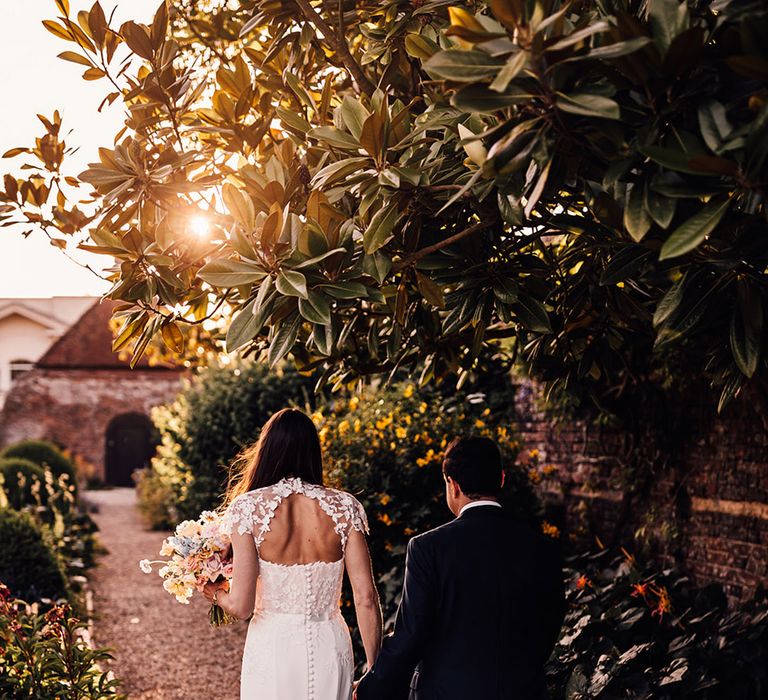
<box><xmin>443</xmin><ymin>436</ymin><xmax>503</xmax><ymax>498</ymax></box>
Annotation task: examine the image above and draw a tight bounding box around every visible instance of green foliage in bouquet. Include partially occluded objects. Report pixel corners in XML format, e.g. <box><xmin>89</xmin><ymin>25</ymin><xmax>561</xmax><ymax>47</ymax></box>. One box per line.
<box><xmin>0</xmin><ymin>458</ymin><xmax>49</xmax><ymax>510</ymax></box>
<box><xmin>316</xmin><ymin>380</ymin><xmax>540</xmax><ymax>650</ymax></box>
<box><xmin>547</xmin><ymin>549</ymin><xmax>768</xmax><ymax>699</ymax></box>
<box><xmin>0</xmin><ymin>509</ymin><xmax>68</xmax><ymax>603</ymax></box>
<box><xmin>140</xmin><ymin>362</ymin><xmax>316</xmax><ymax>527</ymax></box>
<box><xmin>0</xmin><ymin>584</ymin><xmax>123</xmax><ymax>699</ymax></box>
<box><xmin>1</xmin><ymin>440</ymin><xmax>78</xmax><ymax>492</ymax></box>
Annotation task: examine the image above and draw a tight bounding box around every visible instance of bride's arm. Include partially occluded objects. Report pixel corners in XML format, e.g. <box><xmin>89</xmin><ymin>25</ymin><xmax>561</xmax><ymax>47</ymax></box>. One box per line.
<box><xmin>345</xmin><ymin>529</ymin><xmax>382</xmax><ymax>668</ymax></box>
<box><xmin>212</xmin><ymin>529</ymin><xmax>259</xmax><ymax>620</ymax></box>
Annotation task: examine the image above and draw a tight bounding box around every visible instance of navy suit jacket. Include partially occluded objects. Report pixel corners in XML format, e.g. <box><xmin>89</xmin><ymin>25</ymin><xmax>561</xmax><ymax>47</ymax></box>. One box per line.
<box><xmin>357</xmin><ymin>505</ymin><xmax>565</xmax><ymax>700</ymax></box>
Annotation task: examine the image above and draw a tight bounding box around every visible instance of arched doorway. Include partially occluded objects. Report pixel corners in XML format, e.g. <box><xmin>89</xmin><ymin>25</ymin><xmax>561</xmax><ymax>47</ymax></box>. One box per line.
<box><xmin>104</xmin><ymin>413</ymin><xmax>156</xmax><ymax>487</ymax></box>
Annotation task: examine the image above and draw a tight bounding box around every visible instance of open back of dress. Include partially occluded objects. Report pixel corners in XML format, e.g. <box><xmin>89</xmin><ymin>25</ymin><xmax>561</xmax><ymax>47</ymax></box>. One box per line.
<box><xmin>223</xmin><ymin>477</ymin><xmax>368</xmax><ymax>700</ymax></box>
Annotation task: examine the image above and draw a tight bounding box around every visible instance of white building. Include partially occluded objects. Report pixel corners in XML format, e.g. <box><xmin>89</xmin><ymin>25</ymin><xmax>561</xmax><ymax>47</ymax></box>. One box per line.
<box><xmin>0</xmin><ymin>297</ymin><xmax>95</xmax><ymax>407</ymax></box>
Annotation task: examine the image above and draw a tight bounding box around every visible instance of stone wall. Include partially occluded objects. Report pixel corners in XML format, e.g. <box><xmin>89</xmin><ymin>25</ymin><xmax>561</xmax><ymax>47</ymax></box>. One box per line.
<box><xmin>0</xmin><ymin>368</ymin><xmax>182</xmax><ymax>481</ymax></box>
<box><xmin>513</xmin><ymin>380</ymin><xmax>768</xmax><ymax>604</ymax></box>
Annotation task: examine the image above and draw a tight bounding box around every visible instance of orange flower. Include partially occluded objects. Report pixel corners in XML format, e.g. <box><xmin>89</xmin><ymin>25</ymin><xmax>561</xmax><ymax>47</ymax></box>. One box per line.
<box><xmin>650</xmin><ymin>585</ymin><xmax>672</xmax><ymax>620</ymax></box>
<box><xmin>576</xmin><ymin>575</ymin><xmax>591</xmax><ymax>590</ymax></box>
<box><xmin>541</xmin><ymin>521</ymin><xmax>560</xmax><ymax>538</ymax></box>
<box><xmin>630</xmin><ymin>583</ymin><xmax>648</xmax><ymax>599</ymax></box>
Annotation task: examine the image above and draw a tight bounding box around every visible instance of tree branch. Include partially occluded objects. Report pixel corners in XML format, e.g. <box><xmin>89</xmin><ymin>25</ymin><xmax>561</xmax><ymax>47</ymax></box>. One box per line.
<box><xmin>394</xmin><ymin>220</ymin><xmax>493</xmax><ymax>271</ymax></box>
<box><xmin>294</xmin><ymin>0</ymin><xmax>376</xmax><ymax>96</ymax></box>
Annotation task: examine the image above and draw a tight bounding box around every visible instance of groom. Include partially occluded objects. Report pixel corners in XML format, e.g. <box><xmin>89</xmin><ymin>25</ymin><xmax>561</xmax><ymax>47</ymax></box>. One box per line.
<box><xmin>356</xmin><ymin>436</ymin><xmax>565</xmax><ymax>700</ymax></box>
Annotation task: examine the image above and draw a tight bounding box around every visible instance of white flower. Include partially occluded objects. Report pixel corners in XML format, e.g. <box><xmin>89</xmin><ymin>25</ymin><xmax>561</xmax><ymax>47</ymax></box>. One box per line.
<box><xmin>139</xmin><ymin>559</ymin><xmax>153</xmax><ymax>574</ymax></box>
<box><xmin>176</xmin><ymin>520</ymin><xmax>201</xmax><ymax>538</ymax></box>
<box><xmin>160</xmin><ymin>540</ymin><xmax>175</xmax><ymax>556</ymax></box>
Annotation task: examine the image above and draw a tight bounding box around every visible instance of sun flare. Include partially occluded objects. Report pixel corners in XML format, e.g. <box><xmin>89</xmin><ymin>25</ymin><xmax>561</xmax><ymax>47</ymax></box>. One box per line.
<box><xmin>189</xmin><ymin>215</ymin><xmax>211</xmax><ymax>238</ymax></box>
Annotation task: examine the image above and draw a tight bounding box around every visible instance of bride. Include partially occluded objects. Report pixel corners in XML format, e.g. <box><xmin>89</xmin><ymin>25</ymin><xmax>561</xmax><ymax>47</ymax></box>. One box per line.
<box><xmin>203</xmin><ymin>408</ymin><xmax>382</xmax><ymax>699</ymax></box>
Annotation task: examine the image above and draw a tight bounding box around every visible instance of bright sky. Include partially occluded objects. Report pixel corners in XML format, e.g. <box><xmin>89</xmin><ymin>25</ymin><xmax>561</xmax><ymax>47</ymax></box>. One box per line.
<box><xmin>0</xmin><ymin>1</ymin><xmax>158</xmax><ymax>298</ymax></box>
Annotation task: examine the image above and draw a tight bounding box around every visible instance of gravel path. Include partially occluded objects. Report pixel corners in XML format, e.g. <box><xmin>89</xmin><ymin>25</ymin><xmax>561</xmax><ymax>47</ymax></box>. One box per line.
<box><xmin>85</xmin><ymin>489</ymin><xmax>246</xmax><ymax>699</ymax></box>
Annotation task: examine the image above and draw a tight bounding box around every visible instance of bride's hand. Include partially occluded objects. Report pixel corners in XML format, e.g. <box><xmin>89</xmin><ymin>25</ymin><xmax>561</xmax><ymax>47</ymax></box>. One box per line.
<box><xmin>202</xmin><ymin>580</ymin><xmax>228</xmax><ymax>603</ymax></box>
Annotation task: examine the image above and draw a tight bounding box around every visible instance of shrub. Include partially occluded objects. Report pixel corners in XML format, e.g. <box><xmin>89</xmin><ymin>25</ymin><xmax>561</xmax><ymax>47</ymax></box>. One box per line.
<box><xmin>135</xmin><ymin>466</ymin><xmax>175</xmax><ymax>530</ymax></box>
<box><xmin>0</xmin><ymin>584</ymin><xmax>122</xmax><ymax>698</ymax></box>
<box><xmin>142</xmin><ymin>361</ymin><xmax>316</xmax><ymax>526</ymax></box>
<box><xmin>1</xmin><ymin>440</ymin><xmax>77</xmax><ymax>491</ymax></box>
<box><xmin>0</xmin><ymin>458</ymin><xmax>48</xmax><ymax>510</ymax></box>
<box><xmin>546</xmin><ymin>549</ymin><xmax>768</xmax><ymax>699</ymax></box>
<box><xmin>0</xmin><ymin>509</ymin><xmax>67</xmax><ymax>602</ymax></box>
<box><xmin>316</xmin><ymin>380</ymin><xmax>538</xmax><ymax>651</ymax></box>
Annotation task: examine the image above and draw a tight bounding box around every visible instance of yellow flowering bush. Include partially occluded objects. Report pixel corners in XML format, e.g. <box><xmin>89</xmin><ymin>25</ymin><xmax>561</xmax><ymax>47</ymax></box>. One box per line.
<box><xmin>315</xmin><ymin>380</ymin><xmax>539</xmax><ymax>648</ymax></box>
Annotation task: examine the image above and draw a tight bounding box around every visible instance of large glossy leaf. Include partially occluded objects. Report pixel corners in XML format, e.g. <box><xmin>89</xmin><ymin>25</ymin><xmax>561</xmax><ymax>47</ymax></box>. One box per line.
<box><xmin>424</xmin><ymin>50</ymin><xmax>505</xmax><ymax>82</ymax></box>
<box><xmin>600</xmin><ymin>246</ymin><xmax>654</xmax><ymax>286</ymax></box>
<box><xmin>307</xmin><ymin>126</ymin><xmax>360</xmax><ymax>151</ymax></box>
<box><xmin>339</xmin><ymin>97</ymin><xmax>370</xmax><ymax>140</ymax></box>
<box><xmin>299</xmin><ymin>291</ymin><xmax>332</xmax><ymax>326</ymax></box>
<box><xmin>268</xmin><ymin>314</ymin><xmax>301</xmax><ymax>367</ymax></box>
<box><xmin>645</xmin><ymin>187</ymin><xmax>676</xmax><ymax>230</ymax></box>
<box><xmin>275</xmin><ymin>269</ymin><xmax>309</xmax><ymax>299</ymax></box>
<box><xmin>226</xmin><ymin>298</ymin><xmax>260</xmax><ymax>352</ymax></box>
<box><xmin>197</xmin><ymin>259</ymin><xmax>266</xmax><ymax>287</ymax></box>
<box><xmin>653</xmin><ymin>276</ymin><xmax>686</xmax><ymax>328</ymax></box>
<box><xmin>363</xmin><ymin>205</ymin><xmax>399</xmax><ymax>254</ymax></box>
<box><xmin>557</xmin><ymin>93</ymin><xmax>620</xmax><ymax>120</ymax></box>
<box><xmin>730</xmin><ymin>283</ymin><xmax>763</xmax><ymax>377</ymax></box>
<box><xmin>659</xmin><ymin>199</ymin><xmax>729</xmax><ymax>260</ymax></box>
<box><xmin>222</xmin><ymin>183</ymin><xmax>255</xmax><ymax>230</ymax></box>
<box><xmin>623</xmin><ymin>185</ymin><xmax>652</xmax><ymax>242</ymax></box>
<box><xmin>514</xmin><ymin>296</ymin><xmax>552</xmax><ymax>333</ymax></box>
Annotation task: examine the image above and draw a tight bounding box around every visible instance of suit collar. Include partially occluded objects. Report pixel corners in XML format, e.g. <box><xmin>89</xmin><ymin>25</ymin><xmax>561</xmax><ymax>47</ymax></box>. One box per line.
<box><xmin>458</xmin><ymin>503</ymin><xmax>504</xmax><ymax>519</ymax></box>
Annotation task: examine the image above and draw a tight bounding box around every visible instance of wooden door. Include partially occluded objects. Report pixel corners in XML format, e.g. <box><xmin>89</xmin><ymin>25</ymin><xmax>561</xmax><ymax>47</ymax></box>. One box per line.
<box><xmin>105</xmin><ymin>413</ymin><xmax>155</xmax><ymax>486</ymax></box>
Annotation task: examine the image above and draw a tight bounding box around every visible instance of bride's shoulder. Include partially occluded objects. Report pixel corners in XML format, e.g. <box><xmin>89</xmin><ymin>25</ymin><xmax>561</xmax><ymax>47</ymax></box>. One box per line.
<box><xmin>320</xmin><ymin>486</ymin><xmax>369</xmax><ymax>532</ymax></box>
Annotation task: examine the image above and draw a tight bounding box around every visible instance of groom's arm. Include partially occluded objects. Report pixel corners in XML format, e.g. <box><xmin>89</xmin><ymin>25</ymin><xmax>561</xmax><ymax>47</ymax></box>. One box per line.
<box><xmin>357</xmin><ymin>536</ymin><xmax>435</xmax><ymax>699</ymax></box>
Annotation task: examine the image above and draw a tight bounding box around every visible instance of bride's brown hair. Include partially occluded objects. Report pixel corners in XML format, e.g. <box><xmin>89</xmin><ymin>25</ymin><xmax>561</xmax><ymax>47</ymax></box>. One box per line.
<box><xmin>226</xmin><ymin>408</ymin><xmax>324</xmax><ymax>504</ymax></box>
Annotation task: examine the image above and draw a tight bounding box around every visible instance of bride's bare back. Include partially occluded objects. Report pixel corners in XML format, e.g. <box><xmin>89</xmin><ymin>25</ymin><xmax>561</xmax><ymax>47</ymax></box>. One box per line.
<box><xmin>258</xmin><ymin>492</ymin><xmax>345</xmax><ymax>565</ymax></box>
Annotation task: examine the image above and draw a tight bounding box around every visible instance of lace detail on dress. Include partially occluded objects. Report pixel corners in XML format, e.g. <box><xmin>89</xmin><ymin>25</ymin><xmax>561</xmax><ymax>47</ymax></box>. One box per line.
<box><xmin>256</xmin><ymin>559</ymin><xmax>344</xmax><ymax>619</ymax></box>
<box><xmin>222</xmin><ymin>477</ymin><xmax>369</xmax><ymax>547</ymax></box>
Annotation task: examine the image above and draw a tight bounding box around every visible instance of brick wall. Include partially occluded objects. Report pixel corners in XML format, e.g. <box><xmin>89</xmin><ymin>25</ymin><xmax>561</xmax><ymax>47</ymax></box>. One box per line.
<box><xmin>513</xmin><ymin>380</ymin><xmax>768</xmax><ymax>604</ymax></box>
<box><xmin>0</xmin><ymin>368</ymin><xmax>182</xmax><ymax>481</ymax></box>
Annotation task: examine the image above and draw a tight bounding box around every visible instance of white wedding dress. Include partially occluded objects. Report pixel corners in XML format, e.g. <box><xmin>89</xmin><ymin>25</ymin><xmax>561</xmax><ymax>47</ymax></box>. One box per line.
<box><xmin>222</xmin><ymin>477</ymin><xmax>369</xmax><ymax>700</ymax></box>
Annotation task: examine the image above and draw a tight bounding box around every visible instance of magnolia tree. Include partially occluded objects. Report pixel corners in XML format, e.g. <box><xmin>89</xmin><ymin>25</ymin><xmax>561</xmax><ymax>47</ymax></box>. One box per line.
<box><xmin>1</xmin><ymin>0</ymin><xmax>767</xmax><ymax>410</ymax></box>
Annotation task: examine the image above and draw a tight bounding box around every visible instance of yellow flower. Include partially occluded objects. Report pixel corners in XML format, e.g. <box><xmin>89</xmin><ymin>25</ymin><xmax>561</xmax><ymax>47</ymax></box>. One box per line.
<box><xmin>403</xmin><ymin>384</ymin><xmax>414</xmax><ymax>398</ymax></box>
<box><xmin>419</xmin><ymin>402</ymin><xmax>427</xmax><ymax>414</ymax></box>
<box><xmin>404</xmin><ymin>527</ymin><xmax>415</xmax><ymax>536</ymax></box>
<box><xmin>395</xmin><ymin>426</ymin><xmax>407</xmax><ymax>439</ymax></box>
<box><xmin>390</xmin><ymin>441</ymin><xmax>397</xmax><ymax>450</ymax></box>
<box><xmin>541</xmin><ymin>464</ymin><xmax>558</xmax><ymax>477</ymax></box>
<box><xmin>375</xmin><ymin>415</ymin><xmax>392</xmax><ymax>430</ymax></box>
<box><xmin>349</xmin><ymin>396</ymin><xmax>360</xmax><ymax>411</ymax></box>
<box><xmin>528</xmin><ymin>448</ymin><xmax>540</xmax><ymax>460</ymax></box>
<box><xmin>378</xmin><ymin>513</ymin><xmax>393</xmax><ymax>526</ymax></box>
<box><xmin>354</xmin><ymin>419</ymin><xmax>361</xmax><ymax>433</ymax></box>
<box><xmin>416</xmin><ymin>448</ymin><xmax>437</xmax><ymax>467</ymax></box>
<box><xmin>528</xmin><ymin>469</ymin><xmax>542</xmax><ymax>484</ymax></box>
<box><xmin>482</xmin><ymin>408</ymin><xmax>491</xmax><ymax>416</ymax></box>
<box><xmin>379</xmin><ymin>494</ymin><xmax>391</xmax><ymax>506</ymax></box>
<box><xmin>338</xmin><ymin>420</ymin><xmax>350</xmax><ymax>435</ymax></box>
<box><xmin>474</xmin><ymin>419</ymin><xmax>485</xmax><ymax>428</ymax></box>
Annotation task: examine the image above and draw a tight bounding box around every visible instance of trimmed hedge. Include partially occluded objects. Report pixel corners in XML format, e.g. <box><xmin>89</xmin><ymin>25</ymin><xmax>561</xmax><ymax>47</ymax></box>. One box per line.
<box><xmin>0</xmin><ymin>458</ymin><xmax>48</xmax><ymax>510</ymax></box>
<box><xmin>1</xmin><ymin>440</ymin><xmax>77</xmax><ymax>490</ymax></box>
<box><xmin>0</xmin><ymin>508</ymin><xmax>67</xmax><ymax>602</ymax></box>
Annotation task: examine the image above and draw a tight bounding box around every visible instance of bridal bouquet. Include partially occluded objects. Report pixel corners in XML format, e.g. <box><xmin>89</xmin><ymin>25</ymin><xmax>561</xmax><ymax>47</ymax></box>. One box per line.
<box><xmin>139</xmin><ymin>510</ymin><xmax>234</xmax><ymax>626</ymax></box>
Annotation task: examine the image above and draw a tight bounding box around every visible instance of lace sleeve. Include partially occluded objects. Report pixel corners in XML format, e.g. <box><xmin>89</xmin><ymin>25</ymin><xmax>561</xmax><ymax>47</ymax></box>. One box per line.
<box><xmin>348</xmin><ymin>495</ymin><xmax>369</xmax><ymax>536</ymax></box>
<box><xmin>221</xmin><ymin>494</ymin><xmax>255</xmax><ymax>537</ymax></box>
